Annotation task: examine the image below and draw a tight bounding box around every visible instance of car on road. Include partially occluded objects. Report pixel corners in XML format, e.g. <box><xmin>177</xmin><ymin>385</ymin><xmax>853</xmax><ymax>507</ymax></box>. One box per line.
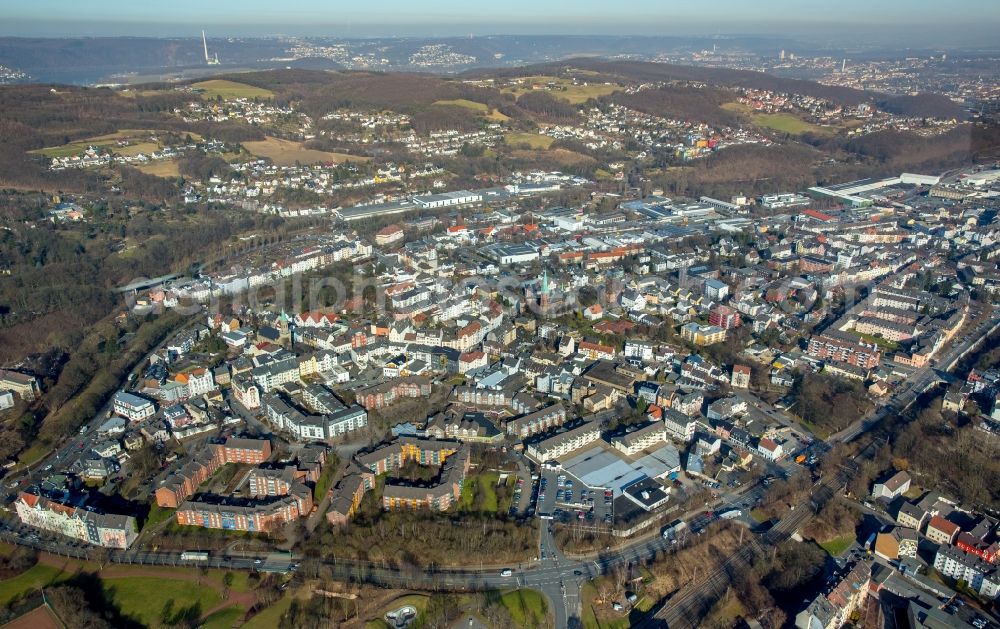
<box><xmin>500</xmin><ymin>569</ymin><xmax>513</xmax><ymax>577</ymax></box>
<box><xmin>573</xmin><ymin>570</ymin><xmax>583</xmax><ymax>576</ymax></box>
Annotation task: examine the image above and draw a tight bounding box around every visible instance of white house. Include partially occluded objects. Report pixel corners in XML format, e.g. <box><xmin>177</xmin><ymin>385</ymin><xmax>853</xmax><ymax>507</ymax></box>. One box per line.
<box><xmin>112</xmin><ymin>391</ymin><xmax>156</xmax><ymax>422</ymax></box>
<box><xmin>872</xmin><ymin>470</ymin><xmax>911</xmax><ymax>501</ymax></box>
<box><xmin>757</xmin><ymin>438</ymin><xmax>784</xmax><ymax>461</ymax></box>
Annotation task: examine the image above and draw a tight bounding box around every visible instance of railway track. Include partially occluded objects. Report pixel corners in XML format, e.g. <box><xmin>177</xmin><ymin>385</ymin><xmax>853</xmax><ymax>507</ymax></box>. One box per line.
<box><xmin>641</xmin><ymin>462</ymin><xmax>856</xmax><ymax>628</ymax></box>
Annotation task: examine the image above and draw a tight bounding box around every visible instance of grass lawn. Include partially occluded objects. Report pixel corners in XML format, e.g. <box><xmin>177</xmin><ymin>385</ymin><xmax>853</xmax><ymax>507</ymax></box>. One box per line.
<box><xmin>501</xmin><ymin>75</ymin><xmax>618</xmax><ymax>104</ymax></box>
<box><xmin>505</xmin><ymin>132</ymin><xmax>554</xmax><ymax>150</ymax></box>
<box><xmin>749</xmin><ymin>508</ymin><xmax>770</xmax><ymax>523</ymax></box>
<box><xmin>208</xmin><ymin>569</ymin><xmax>251</xmax><ymax>594</ymax></box>
<box><xmin>752</xmin><ymin>113</ymin><xmax>828</xmax><ymax>135</ymax></box>
<box><xmin>370</xmin><ymin>593</ymin><xmax>429</xmax><ymax>626</ymax></box>
<box><xmin>314</xmin><ymin>463</ymin><xmax>337</xmax><ymax>501</ymax></box>
<box><xmin>818</xmin><ymin>535</ymin><xmax>856</xmax><ymax>557</ymax></box>
<box><xmin>243</xmin><ymin>593</ymin><xmax>297</xmax><ymax>629</ymax></box>
<box><xmin>144</xmin><ymin>502</ymin><xmax>175</xmax><ymax>529</ymax></box>
<box><xmin>557</xmin><ymin>83</ymin><xmax>619</xmax><ymax>104</ymax></box>
<box><xmin>580</xmin><ymin>580</ymin><xmax>629</xmax><ymax>629</ymax></box>
<box><xmin>500</xmin><ymin>589</ymin><xmax>548</xmax><ymax>628</ymax></box>
<box><xmin>136</xmin><ymin>159</ymin><xmax>181</xmax><ymax>178</ymax></box>
<box><xmin>433</xmin><ymin>99</ymin><xmax>510</xmax><ymax>121</ymax></box>
<box><xmin>520</xmin><ymin>147</ymin><xmax>594</xmax><ymax>165</ymax></box>
<box><xmin>104</xmin><ymin>576</ymin><xmax>222</xmax><ymax>627</ymax></box>
<box><xmin>191</xmin><ymin>79</ymin><xmax>274</xmax><ymax>100</ymax></box>
<box><xmin>633</xmin><ymin>595</ymin><xmax>654</xmax><ymax>613</ymax></box>
<box><xmin>0</xmin><ymin>564</ymin><xmax>70</xmax><ymax>606</ymax></box>
<box><xmin>848</xmin><ymin>330</ymin><xmax>900</xmax><ymax>352</ymax></box>
<box><xmin>18</xmin><ymin>443</ymin><xmax>52</xmax><ymax>467</ymax></box>
<box><xmin>30</xmin><ymin>129</ymin><xmax>172</xmax><ymax>158</ymax></box>
<box><xmin>722</xmin><ymin>102</ymin><xmax>835</xmax><ymax>136</ymax></box>
<box><xmin>707</xmin><ymin>597</ymin><xmax>746</xmax><ymax>626</ymax></box>
<box><xmin>103</xmin><ymin>577</ymin><xmax>222</xmax><ymax>626</ymax></box>
<box><xmin>458</xmin><ymin>471</ymin><xmax>511</xmax><ymax>513</ymax></box>
<box><xmin>243</xmin><ymin>137</ymin><xmax>368</xmax><ymax>166</ymax></box>
<box><xmin>201</xmin><ymin>605</ymin><xmax>246</xmax><ymax>629</ymax></box>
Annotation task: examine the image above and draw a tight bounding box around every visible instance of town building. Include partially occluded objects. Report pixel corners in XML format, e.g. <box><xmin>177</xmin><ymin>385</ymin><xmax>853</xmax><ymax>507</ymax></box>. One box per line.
<box><xmin>15</xmin><ymin>491</ymin><xmax>137</xmax><ymax>549</ymax></box>
<box><xmin>112</xmin><ymin>391</ymin><xmax>156</xmax><ymax>421</ymax></box>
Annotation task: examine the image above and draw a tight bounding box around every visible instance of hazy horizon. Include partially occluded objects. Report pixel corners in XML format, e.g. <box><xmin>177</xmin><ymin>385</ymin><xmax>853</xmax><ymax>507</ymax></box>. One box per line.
<box><xmin>2</xmin><ymin>0</ymin><xmax>999</xmax><ymax>48</ymax></box>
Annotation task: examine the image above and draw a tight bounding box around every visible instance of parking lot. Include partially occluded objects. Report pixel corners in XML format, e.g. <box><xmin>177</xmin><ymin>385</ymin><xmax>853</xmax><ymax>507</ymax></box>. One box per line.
<box><xmin>536</xmin><ymin>467</ymin><xmax>615</xmax><ymax>526</ymax></box>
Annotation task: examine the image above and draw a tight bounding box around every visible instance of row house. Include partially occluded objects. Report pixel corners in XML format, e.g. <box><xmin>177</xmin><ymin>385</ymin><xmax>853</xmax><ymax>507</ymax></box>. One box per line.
<box><xmin>382</xmin><ymin>447</ymin><xmax>470</xmax><ymax>512</ymax></box>
<box><xmin>176</xmin><ymin>495</ymin><xmax>305</xmax><ymax>533</ymax></box>
<box><xmin>251</xmin><ymin>354</ymin><xmax>300</xmax><ymax>392</ymax></box>
<box><xmin>232</xmin><ymin>375</ymin><xmax>261</xmax><ymax>410</ymax></box>
<box><xmin>326</xmin><ymin>466</ymin><xmax>376</xmax><ymax>526</ymax></box>
<box><xmin>155</xmin><ymin>437</ymin><xmax>272</xmax><ymax>507</ymax></box>
<box><xmin>660</xmin><ymin>407</ymin><xmax>697</xmax><ymax>443</ymax></box>
<box><xmin>794</xmin><ymin>560</ymin><xmax>872</xmax><ymax>629</ymax></box>
<box><xmin>356</xmin><ymin>437</ymin><xmax>462</xmax><ymax>476</ymax></box>
<box><xmin>525</xmin><ymin>421</ymin><xmax>600</xmax><ymax>462</ymax></box>
<box><xmin>578</xmin><ymin>341</ymin><xmax>617</xmax><ymax>361</ymax></box>
<box><xmin>933</xmin><ymin>546</ymin><xmax>1000</xmax><ymax>599</ymax></box>
<box><xmin>611</xmin><ymin>421</ymin><xmax>667</xmax><ymax>456</ymax></box>
<box><xmin>806</xmin><ymin>332</ymin><xmax>881</xmax><ymax>369</ymax></box>
<box><xmin>453</xmin><ymin>385</ymin><xmax>514</xmax><ymax>407</ymax></box>
<box><xmin>355</xmin><ymin>376</ymin><xmax>433</xmax><ymax>410</ymax></box>
<box><xmin>15</xmin><ymin>492</ymin><xmax>138</xmax><ymax>549</ymax></box>
<box><xmin>247</xmin><ymin>467</ymin><xmax>314</xmax><ymax>515</ymax></box>
<box><xmin>505</xmin><ymin>404</ymin><xmax>568</xmax><ymax>439</ymax></box>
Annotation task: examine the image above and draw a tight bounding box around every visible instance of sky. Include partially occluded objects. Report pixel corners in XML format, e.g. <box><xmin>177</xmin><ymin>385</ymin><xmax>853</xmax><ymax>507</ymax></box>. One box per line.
<box><xmin>2</xmin><ymin>0</ymin><xmax>999</xmax><ymax>39</ymax></box>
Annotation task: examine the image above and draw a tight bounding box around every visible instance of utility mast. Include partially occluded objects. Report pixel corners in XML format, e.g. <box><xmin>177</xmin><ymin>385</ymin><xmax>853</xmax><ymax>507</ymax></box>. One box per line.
<box><xmin>203</xmin><ymin>30</ymin><xmax>220</xmax><ymax>65</ymax></box>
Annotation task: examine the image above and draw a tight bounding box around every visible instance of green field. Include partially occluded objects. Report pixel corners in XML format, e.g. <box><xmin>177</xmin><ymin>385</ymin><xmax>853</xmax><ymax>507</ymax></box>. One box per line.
<box><xmin>723</xmin><ymin>102</ymin><xmax>835</xmax><ymax>136</ymax></box>
<box><xmin>750</xmin><ymin>508</ymin><xmax>770</xmax><ymax>523</ymax></box>
<box><xmin>505</xmin><ymin>132</ymin><xmax>554</xmax><ymax>150</ymax></box>
<box><xmin>849</xmin><ymin>330</ymin><xmax>901</xmax><ymax>352</ymax></box>
<box><xmin>29</xmin><ymin>129</ymin><xmax>183</xmax><ymax>159</ymax></box>
<box><xmin>0</xmin><ymin>564</ymin><xmax>69</xmax><ymax>606</ymax></box>
<box><xmin>105</xmin><ymin>576</ymin><xmax>223</xmax><ymax>626</ymax></box>
<box><xmin>502</xmin><ymin>75</ymin><xmax>619</xmax><ymax>104</ymax></box>
<box><xmin>201</xmin><ymin>605</ymin><xmax>246</xmax><ymax>629</ymax></box>
<box><xmin>191</xmin><ymin>79</ymin><xmax>274</xmax><ymax>100</ymax></box>
<box><xmin>136</xmin><ymin>159</ymin><xmax>181</xmax><ymax>178</ymax></box>
<box><xmin>818</xmin><ymin>535</ymin><xmax>856</xmax><ymax>557</ymax></box>
<box><xmin>17</xmin><ymin>443</ymin><xmax>52</xmax><ymax>467</ymax></box>
<box><xmin>752</xmin><ymin>112</ymin><xmax>832</xmax><ymax>136</ymax></box>
<box><xmin>500</xmin><ymin>589</ymin><xmax>549</xmax><ymax>629</ymax></box>
<box><xmin>243</xmin><ymin>594</ymin><xmax>297</xmax><ymax>628</ymax></box>
<box><xmin>458</xmin><ymin>471</ymin><xmax>514</xmax><ymax>514</ymax></box>
<box><xmin>433</xmin><ymin>99</ymin><xmax>509</xmax><ymax>121</ymax></box>
<box><xmin>243</xmin><ymin>136</ymin><xmax>369</xmax><ymax>166</ymax></box>
<box><xmin>580</xmin><ymin>580</ymin><xmax>629</xmax><ymax>629</ymax></box>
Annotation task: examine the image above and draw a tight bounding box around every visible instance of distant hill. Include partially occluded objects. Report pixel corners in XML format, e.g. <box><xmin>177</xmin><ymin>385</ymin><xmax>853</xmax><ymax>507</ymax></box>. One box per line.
<box><xmin>469</xmin><ymin>58</ymin><xmax>968</xmax><ymax>120</ymax></box>
<box><xmin>875</xmin><ymin>93</ymin><xmax>966</xmax><ymax>120</ymax></box>
<box><xmin>468</xmin><ymin>58</ymin><xmax>871</xmax><ymax>104</ymax></box>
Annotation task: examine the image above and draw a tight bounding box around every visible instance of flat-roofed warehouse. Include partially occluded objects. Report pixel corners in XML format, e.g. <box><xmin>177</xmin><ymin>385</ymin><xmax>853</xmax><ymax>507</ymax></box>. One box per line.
<box><xmin>412</xmin><ymin>190</ymin><xmax>483</xmax><ymax>209</ymax></box>
<box><xmin>337</xmin><ymin>199</ymin><xmax>417</xmax><ymax>222</ymax></box>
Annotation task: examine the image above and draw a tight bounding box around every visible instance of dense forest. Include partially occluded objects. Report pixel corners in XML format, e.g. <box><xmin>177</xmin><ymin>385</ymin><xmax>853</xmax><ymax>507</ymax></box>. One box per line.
<box><xmin>610</xmin><ymin>85</ymin><xmax>742</xmax><ymax>128</ymax></box>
